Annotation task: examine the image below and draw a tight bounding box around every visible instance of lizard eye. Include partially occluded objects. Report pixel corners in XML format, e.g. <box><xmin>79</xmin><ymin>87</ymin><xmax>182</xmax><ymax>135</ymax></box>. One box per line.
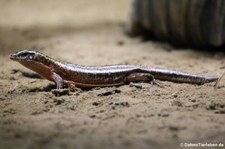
<box><xmin>20</xmin><ymin>52</ymin><xmax>29</xmax><ymax>57</ymax></box>
<box><xmin>18</xmin><ymin>52</ymin><xmax>36</xmax><ymax>60</ymax></box>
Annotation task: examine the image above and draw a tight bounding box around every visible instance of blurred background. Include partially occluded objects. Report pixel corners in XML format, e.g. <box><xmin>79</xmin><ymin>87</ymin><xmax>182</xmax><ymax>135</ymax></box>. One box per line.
<box><xmin>130</xmin><ymin>0</ymin><xmax>225</xmax><ymax>47</ymax></box>
<box><xmin>0</xmin><ymin>0</ymin><xmax>130</xmax><ymax>55</ymax></box>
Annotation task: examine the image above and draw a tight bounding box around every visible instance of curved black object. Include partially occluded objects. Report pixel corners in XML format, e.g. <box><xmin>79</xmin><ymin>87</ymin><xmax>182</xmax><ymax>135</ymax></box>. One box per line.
<box><xmin>131</xmin><ymin>0</ymin><xmax>225</xmax><ymax>47</ymax></box>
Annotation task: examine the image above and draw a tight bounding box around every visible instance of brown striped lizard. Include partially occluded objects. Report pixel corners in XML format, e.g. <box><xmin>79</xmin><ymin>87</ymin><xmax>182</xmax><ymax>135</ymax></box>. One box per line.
<box><xmin>10</xmin><ymin>50</ymin><xmax>218</xmax><ymax>89</ymax></box>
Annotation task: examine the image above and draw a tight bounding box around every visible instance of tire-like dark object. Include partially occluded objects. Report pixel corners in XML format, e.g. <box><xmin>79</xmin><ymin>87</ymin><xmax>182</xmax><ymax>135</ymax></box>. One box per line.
<box><xmin>130</xmin><ymin>0</ymin><xmax>225</xmax><ymax>47</ymax></box>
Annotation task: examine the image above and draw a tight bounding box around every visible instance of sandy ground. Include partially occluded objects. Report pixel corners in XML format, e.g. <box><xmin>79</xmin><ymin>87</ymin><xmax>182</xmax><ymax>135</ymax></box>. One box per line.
<box><xmin>0</xmin><ymin>0</ymin><xmax>225</xmax><ymax>149</ymax></box>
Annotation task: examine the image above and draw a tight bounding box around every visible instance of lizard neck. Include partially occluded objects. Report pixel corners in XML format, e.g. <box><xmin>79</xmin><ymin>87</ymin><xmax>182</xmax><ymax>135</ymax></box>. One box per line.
<box><xmin>36</xmin><ymin>53</ymin><xmax>61</xmax><ymax>67</ymax></box>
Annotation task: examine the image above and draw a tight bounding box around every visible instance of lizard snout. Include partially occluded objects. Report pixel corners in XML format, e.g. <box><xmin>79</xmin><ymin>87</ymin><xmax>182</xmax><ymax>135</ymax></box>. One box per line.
<box><xmin>10</xmin><ymin>53</ymin><xmax>17</xmax><ymax>60</ymax></box>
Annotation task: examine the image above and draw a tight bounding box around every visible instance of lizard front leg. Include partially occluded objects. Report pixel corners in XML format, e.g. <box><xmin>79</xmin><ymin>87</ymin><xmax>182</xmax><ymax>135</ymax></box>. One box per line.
<box><xmin>52</xmin><ymin>72</ymin><xmax>64</xmax><ymax>89</ymax></box>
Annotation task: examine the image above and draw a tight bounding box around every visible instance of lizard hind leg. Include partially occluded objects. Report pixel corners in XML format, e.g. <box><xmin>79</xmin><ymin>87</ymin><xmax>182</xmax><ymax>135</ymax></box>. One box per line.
<box><xmin>125</xmin><ymin>73</ymin><xmax>158</xmax><ymax>86</ymax></box>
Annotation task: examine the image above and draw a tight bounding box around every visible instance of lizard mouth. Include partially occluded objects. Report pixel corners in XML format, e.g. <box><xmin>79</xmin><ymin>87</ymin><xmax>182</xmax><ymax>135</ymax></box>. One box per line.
<box><xmin>9</xmin><ymin>53</ymin><xmax>24</xmax><ymax>61</ymax></box>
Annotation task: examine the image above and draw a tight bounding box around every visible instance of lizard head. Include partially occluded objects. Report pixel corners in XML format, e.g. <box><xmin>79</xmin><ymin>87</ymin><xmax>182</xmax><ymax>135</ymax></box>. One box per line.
<box><xmin>10</xmin><ymin>50</ymin><xmax>39</xmax><ymax>62</ymax></box>
<box><xmin>10</xmin><ymin>50</ymin><xmax>58</xmax><ymax>68</ymax></box>
<box><xmin>10</xmin><ymin>50</ymin><xmax>58</xmax><ymax>81</ymax></box>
